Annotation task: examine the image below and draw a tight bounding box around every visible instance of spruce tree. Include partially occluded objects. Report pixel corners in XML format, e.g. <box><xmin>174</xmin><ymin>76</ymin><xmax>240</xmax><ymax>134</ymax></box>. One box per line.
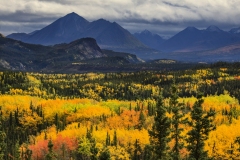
<box><xmin>14</xmin><ymin>140</ymin><xmax>21</xmax><ymax>160</ymax></box>
<box><xmin>90</xmin><ymin>138</ymin><xmax>98</xmax><ymax>160</ymax></box>
<box><xmin>148</xmin><ymin>93</ymin><xmax>171</xmax><ymax>159</ymax></box>
<box><xmin>138</xmin><ymin>110</ymin><xmax>146</xmax><ymax>130</ymax></box>
<box><xmin>99</xmin><ymin>148</ymin><xmax>110</xmax><ymax>160</ymax></box>
<box><xmin>45</xmin><ymin>139</ymin><xmax>57</xmax><ymax>160</ymax></box>
<box><xmin>106</xmin><ymin>131</ymin><xmax>110</xmax><ymax>146</ymax></box>
<box><xmin>187</xmin><ymin>94</ymin><xmax>215</xmax><ymax>160</ymax></box>
<box><xmin>143</xmin><ymin>144</ymin><xmax>153</xmax><ymax>160</ymax></box>
<box><xmin>170</xmin><ymin>84</ymin><xmax>185</xmax><ymax>160</ymax></box>
<box><xmin>60</xmin><ymin>143</ymin><xmax>66</xmax><ymax>160</ymax></box>
<box><xmin>85</xmin><ymin>127</ymin><xmax>98</xmax><ymax>160</ymax></box>
<box><xmin>54</xmin><ymin>113</ymin><xmax>59</xmax><ymax>132</ymax></box>
<box><xmin>0</xmin><ymin>113</ymin><xmax>6</xmax><ymax>159</ymax></box>
<box><xmin>147</xmin><ymin>102</ymin><xmax>153</xmax><ymax>116</ymax></box>
<box><xmin>133</xmin><ymin>139</ymin><xmax>142</xmax><ymax>160</ymax></box>
<box><xmin>113</xmin><ymin>130</ymin><xmax>117</xmax><ymax>147</ymax></box>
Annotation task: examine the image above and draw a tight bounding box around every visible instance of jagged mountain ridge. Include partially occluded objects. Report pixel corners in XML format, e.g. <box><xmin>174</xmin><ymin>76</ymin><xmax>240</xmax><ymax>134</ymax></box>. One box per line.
<box><xmin>8</xmin><ymin>12</ymin><xmax>90</xmax><ymax>45</ymax></box>
<box><xmin>7</xmin><ymin>12</ymin><xmax>149</xmax><ymax>53</ymax></box>
<box><xmin>159</xmin><ymin>25</ymin><xmax>240</xmax><ymax>52</ymax></box>
<box><xmin>133</xmin><ymin>30</ymin><xmax>166</xmax><ymax>50</ymax></box>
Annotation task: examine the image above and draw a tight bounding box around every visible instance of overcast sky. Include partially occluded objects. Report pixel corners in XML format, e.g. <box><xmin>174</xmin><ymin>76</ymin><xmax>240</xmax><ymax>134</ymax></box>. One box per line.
<box><xmin>0</xmin><ymin>0</ymin><xmax>240</xmax><ymax>38</ymax></box>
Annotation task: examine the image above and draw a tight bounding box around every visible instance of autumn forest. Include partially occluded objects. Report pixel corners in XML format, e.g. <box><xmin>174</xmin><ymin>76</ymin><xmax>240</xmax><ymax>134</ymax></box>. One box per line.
<box><xmin>1</xmin><ymin>62</ymin><xmax>240</xmax><ymax>159</ymax></box>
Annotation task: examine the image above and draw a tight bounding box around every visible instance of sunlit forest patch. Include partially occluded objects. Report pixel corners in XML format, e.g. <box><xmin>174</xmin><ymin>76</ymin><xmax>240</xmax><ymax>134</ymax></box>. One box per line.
<box><xmin>0</xmin><ymin>62</ymin><xmax>240</xmax><ymax>159</ymax></box>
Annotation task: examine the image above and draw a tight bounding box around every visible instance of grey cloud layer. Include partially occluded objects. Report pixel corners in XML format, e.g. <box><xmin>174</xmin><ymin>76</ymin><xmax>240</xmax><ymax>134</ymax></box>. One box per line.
<box><xmin>0</xmin><ymin>0</ymin><xmax>240</xmax><ymax>36</ymax></box>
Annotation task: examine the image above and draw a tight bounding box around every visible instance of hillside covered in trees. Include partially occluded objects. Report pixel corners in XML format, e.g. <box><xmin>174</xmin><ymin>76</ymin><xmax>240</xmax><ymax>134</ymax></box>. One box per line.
<box><xmin>0</xmin><ymin>62</ymin><xmax>240</xmax><ymax>159</ymax></box>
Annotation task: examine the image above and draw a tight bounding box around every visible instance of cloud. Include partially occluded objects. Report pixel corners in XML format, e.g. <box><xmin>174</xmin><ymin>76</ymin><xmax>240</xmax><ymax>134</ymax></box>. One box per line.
<box><xmin>0</xmin><ymin>0</ymin><xmax>240</xmax><ymax>37</ymax></box>
<box><xmin>0</xmin><ymin>11</ymin><xmax>56</xmax><ymax>23</ymax></box>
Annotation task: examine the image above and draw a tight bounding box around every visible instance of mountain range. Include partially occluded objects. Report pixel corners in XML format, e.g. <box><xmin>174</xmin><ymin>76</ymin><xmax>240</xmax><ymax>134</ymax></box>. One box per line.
<box><xmin>159</xmin><ymin>26</ymin><xmax>240</xmax><ymax>52</ymax></box>
<box><xmin>4</xmin><ymin>12</ymin><xmax>240</xmax><ymax>63</ymax></box>
<box><xmin>7</xmin><ymin>12</ymin><xmax>150</xmax><ymax>56</ymax></box>
<box><xmin>133</xmin><ymin>26</ymin><xmax>240</xmax><ymax>53</ymax></box>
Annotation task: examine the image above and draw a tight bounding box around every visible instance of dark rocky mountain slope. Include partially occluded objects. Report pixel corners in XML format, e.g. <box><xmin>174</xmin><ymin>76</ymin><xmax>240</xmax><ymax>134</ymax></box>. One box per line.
<box><xmin>0</xmin><ymin>35</ymin><xmax>142</xmax><ymax>72</ymax></box>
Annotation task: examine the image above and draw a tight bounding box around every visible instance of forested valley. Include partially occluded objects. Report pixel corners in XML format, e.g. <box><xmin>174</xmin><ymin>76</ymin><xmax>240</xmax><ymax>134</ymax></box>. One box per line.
<box><xmin>0</xmin><ymin>62</ymin><xmax>240</xmax><ymax>159</ymax></box>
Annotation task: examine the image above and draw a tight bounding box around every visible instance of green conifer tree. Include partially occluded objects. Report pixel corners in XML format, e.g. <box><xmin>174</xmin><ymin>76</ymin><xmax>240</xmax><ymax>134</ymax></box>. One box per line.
<box><xmin>133</xmin><ymin>139</ymin><xmax>142</xmax><ymax>160</ymax></box>
<box><xmin>170</xmin><ymin>84</ymin><xmax>185</xmax><ymax>160</ymax></box>
<box><xmin>106</xmin><ymin>132</ymin><xmax>110</xmax><ymax>146</ymax></box>
<box><xmin>14</xmin><ymin>140</ymin><xmax>21</xmax><ymax>160</ymax></box>
<box><xmin>187</xmin><ymin>94</ymin><xmax>215</xmax><ymax>160</ymax></box>
<box><xmin>99</xmin><ymin>148</ymin><xmax>110</xmax><ymax>160</ymax></box>
<box><xmin>143</xmin><ymin>144</ymin><xmax>153</xmax><ymax>160</ymax></box>
<box><xmin>138</xmin><ymin>110</ymin><xmax>146</xmax><ymax>130</ymax></box>
<box><xmin>0</xmin><ymin>114</ymin><xmax>6</xmax><ymax>159</ymax></box>
<box><xmin>113</xmin><ymin>130</ymin><xmax>118</xmax><ymax>147</ymax></box>
<box><xmin>148</xmin><ymin>93</ymin><xmax>171</xmax><ymax>159</ymax></box>
<box><xmin>45</xmin><ymin>139</ymin><xmax>57</xmax><ymax>160</ymax></box>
